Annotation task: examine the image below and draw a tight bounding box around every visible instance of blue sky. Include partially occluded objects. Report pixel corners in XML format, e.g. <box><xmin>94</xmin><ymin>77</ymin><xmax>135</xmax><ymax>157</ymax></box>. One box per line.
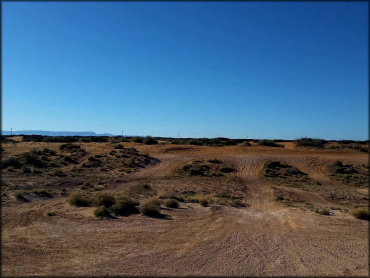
<box><xmin>2</xmin><ymin>2</ymin><xmax>368</xmax><ymax>139</ymax></box>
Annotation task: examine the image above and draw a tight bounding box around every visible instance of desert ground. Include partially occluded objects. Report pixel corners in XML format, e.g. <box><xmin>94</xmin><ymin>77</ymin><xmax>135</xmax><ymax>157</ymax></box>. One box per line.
<box><xmin>1</xmin><ymin>137</ymin><xmax>369</xmax><ymax>276</ymax></box>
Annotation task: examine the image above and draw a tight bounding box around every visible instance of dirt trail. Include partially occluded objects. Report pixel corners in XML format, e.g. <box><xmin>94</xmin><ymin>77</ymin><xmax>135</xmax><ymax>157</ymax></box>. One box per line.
<box><xmin>2</xmin><ymin>145</ymin><xmax>368</xmax><ymax>276</ymax></box>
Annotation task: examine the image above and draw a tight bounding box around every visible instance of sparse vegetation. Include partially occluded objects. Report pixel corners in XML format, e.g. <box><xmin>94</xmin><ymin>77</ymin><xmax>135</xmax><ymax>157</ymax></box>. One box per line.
<box><xmin>92</xmin><ymin>193</ymin><xmax>116</xmax><ymax>207</ymax></box>
<box><xmin>143</xmin><ymin>136</ymin><xmax>158</xmax><ymax>145</ymax></box>
<box><xmin>351</xmin><ymin>208</ymin><xmax>370</xmax><ymax>221</ymax></box>
<box><xmin>164</xmin><ymin>199</ymin><xmax>179</xmax><ymax>208</ymax></box>
<box><xmin>296</xmin><ymin>138</ymin><xmax>327</xmax><ymax>148</ymax></box>
<box><xmin>140</xmin><ymin>199</ymin><xmax>161</xmax><ymax>217</ymax></box>
<box><xmin>33</xmin><ymin>189</ymin><xmax>53</xmax><ymax>198</ymax></box>
<box><xmin>111</xmin><ymin>196</ymin><xmax>139</xmax><ymax>216</ymax></box>
<box><xmin>128</xmin><ymin>183</ymin><xmax>154</xmax><ymax>197</ymax></box>
<box><xmin>67</xmin><ymin>192</ymin><xmax>91</xmax><ymax>207</ymax></box>
<box><xmin>327</xmin><ymin>161</ymin><xmax>368</xmax><ymax>187</ymax></box>
<box><xmin>14</xmin><ymin>190</ymin><xmax>25</xmax><ymax>200</ymax></box>
<box><xmin>94</xmin><ymin>206</ymin><xmax>111</xmax><ymax>217</ymax></box>
<box><xmin>257</xmin><ymin>140</ymin><xmax>283</xmax><ymax>147</ymax></box>
<box><xmin>47</xmin><ymin>211</ymin><xmax>57</xmax><ymax>216</ymax></box>
<box><xmin>315</xmin><ymin>208</ymin><xmax>330</xmax><ymax>215</ymax></box>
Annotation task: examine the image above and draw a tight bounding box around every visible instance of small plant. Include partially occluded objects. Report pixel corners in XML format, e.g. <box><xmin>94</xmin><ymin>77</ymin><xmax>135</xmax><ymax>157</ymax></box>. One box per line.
<box><xmin>143</xmin><ymin>136</ymin><xmax>158</xmax><ymax>145</ymax></box>
<box><xmin>92</xmin><ymin>193</ymin><xmax>116</xmax><ymax>207</ymax></box>
<box><xmin>33</xmin><ymin>189</ymin><xmax>53</xmax><ymax>198</ymax></box>
<box><xmin>94</xmin><ymin>206</ymin><xmax>111</xmax><ymax>217</ymax></box>
<box><xmin>132</xmin><ymin>136</ymin><xmax>143</xmax><ymax>143</ymax></box>
<box><xmin>47</xmin><ymin>211</ymin><xmax>57</xmax><ymax>216</ymax></box>
<box><xmin>315</xmin><ymin>208</ymin><xmax>330</xmax><ymax>215</ymax></box>
<box><xmin>208</xmin><ymin>159</ymin><xmax>222</xmax><ymax>164</ymax></box>
<box><xmin>14</xmin><ymin>190</ymin><xmax>25</xmax><ymax>200</ymax></box>
<box><xmin>257</xmin><ymin>140</ymin><xmax>283</xmax><ymax>147</ymax></box>
<box><xmin>351</xmin><ymin>208</ymin><xmax>370</xmax><ymax>221</ymax></box>
<box><xmin>140</xmin><ymin>200</ymin><xmax>161</xmax><ymax>217</ymax></box>
<box><xmin>296</xmin><ymin>138</ymin><xmax>327</xmax><ymax>148</ymax></box>
<box><xmin>1</xmin><ymin>156</ymin><xmax>22</xmax><ymax>169</ymax></box>
<box><xmin>220</xmin><ymin>167</ymin><xmax>236</xmax><ymax>173</ymax></box>
<box><xmin>111</xmin><ymin>196</ymin><xmax>139</xmax><ymax>216</ymax></box>
<box><xmin>164</xmin><ymin>199</ymin><xmax>179</xmax><ymax>208</ymax></box>
<box><xmin>67</xmin><ymin>192</ymin><xmax>91</xmax><ymax>207</ymax></box>
<box><xmin>23</xmin><ymin>151</ymin><xmax>43</xmax><ymax>167</ymax></box>
<box><xmin>128</xmin><ymin>183</ymin><xmax>154</xmax><ymax>197</ymax></box>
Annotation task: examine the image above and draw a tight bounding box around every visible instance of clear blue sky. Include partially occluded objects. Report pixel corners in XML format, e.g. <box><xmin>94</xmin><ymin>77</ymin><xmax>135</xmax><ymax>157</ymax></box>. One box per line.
<box><xmin>3</xmin><ymin>2</ymin><xmax>368</xmax><ymax>139</ymax></box>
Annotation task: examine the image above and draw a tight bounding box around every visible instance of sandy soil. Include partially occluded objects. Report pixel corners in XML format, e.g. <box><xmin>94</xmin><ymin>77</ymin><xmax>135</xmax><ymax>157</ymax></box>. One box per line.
<box><xmin>1</xmin><ymin>142</ymin><xmax>369</xmax><ymax>276</ymax></box>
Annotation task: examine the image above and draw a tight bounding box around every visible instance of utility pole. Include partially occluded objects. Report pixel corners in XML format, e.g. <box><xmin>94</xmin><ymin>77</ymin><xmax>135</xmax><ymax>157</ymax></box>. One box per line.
<box><xmin>178</xmin><ymin>131</ymin><xmax>180</xmax><ymax>138</ymax></box>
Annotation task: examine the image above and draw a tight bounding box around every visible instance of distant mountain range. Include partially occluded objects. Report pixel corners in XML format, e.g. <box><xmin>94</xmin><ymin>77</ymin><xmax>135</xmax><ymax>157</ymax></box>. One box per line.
<box><xmin>1</xmin><ymin>130</ymin><xmax>115</xmax><ymax>136</ymax></box>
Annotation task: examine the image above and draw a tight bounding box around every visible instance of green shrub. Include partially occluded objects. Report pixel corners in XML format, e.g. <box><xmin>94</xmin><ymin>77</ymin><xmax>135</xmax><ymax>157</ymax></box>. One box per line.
<box><xmin>164</xmin><ymin>199</ymin><xmax>179</xmax><ymax>208</ymax></box>
<box><xmin>92</xmin><ymin>193</ymin><xmax>115</xmax><ymax>207</ymax></box>
<box><xmin>351</xmin><ymin>209</ymin><xmax>370</xmax><ymax>220</ymax></box>
<box><xmin>140</xmin><ymin>200</ymin><xmax>161</xmax><ymax>217</ymax></box>
<box><xmin>143</xmin><ymin>136</ymin><xmax>158</xmax><ymax>145</ymax></box>
<box><xmin>14</xmin><ymin>190</ymin><xmax>25</xmax><ymax>199</ymax></box>
<box><xmin>111</xmin><ymin>196</ymin><xmax>139</xmax><ymax>216</ymax></box>
<box><xmin>94</xmin><ymin>206</ymin><xmax>111</xmax><ymax>217</ymax></box>
<box><xmin>67</xmin><ymin>192</ymin><xmax>91</xmax><ymax>207</ymax></box>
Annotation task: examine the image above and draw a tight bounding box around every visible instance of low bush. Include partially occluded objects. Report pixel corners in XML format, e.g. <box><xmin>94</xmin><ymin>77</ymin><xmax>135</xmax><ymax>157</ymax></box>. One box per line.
<box><xmin>14</xmin><ymin>190</ymin><xmax>25</xmax><ymax>200</ymax></box>
<box><xmin>296</xmin><ymin>138</ymin><xmax>327</xmax><ymax>148</ymax></box>
<box><xmin>143</xmin><ymin>136</ymin><xmax>158</xmax><ymax>145</ymax></box>
<box><xmin>132</xmin><ymin>137</ymin><xmax>143</xmax><ymax>143</ymax></box>
<box><xmin>351</xmin><ymin>208</ymin><xmax>370</xmax><ymax>221</ymax></box>
<box><xmin>47</xmin><ymin>211</ymin><xmax>57</xmax><ymax>216</ymax></box>
<box><xmin>220</xmin><ymin>167</ymin><xmax>236</xmax><ymax>173</ymax></box>
<box><xmin>315</xmin><ymin>208</ymin><xmax>330</xmax><ymax>215</ymax></box>
<box><xmin>140</xmin><ymin>200</ymin><xmax>161</xmax><ymax>217</ymax></box>
<box><xmin>93</xmin><ymin>193</ymin><xmax>116</xmax><ymax>207</ymax></box>
<box><xmin>94</xmin><ymin>206</ymin><xmax>111</xmax><ymax>217</ymax></box>
<box><xmin>164</xmin><ymin>198</ymin><xmax>179</xmax><ymax>208</ymax></box>
<box><xmin>188</xmin><ymin>140</ymin><xmax>204</xmax><ymax>146</ymax></box>
<box><xmin>257</xmin><ymin>140</ymin><xmax>283</xmax><ymax>147</ymax></box>
<box><xmin>23</xmin><ymin>151</ymin><xmax>43</xmax><ymax>167</ymax></box>
<box><xmin>128</xmin><ymin>183</ymin><xmax>154</xmax><ymax>197</ymax></box>
<box><xmin>1</xmin><ymin>157</ymin><xmax>22</xmax><ymax>169</ymax></box>
<box><xmin>186</xmin><ymin>195</ymin><xmax>208</xmax><ymax>207</ymax></box>
<box><xmin>67</xmin><ymin>192</ymin><xmax>91</xmax><ymax>207</ymax></box>
<box><xmin>33</xmin><ymin>189</ymin><xmax>53</xmax><ymax>198</ymax></box>
<box><xmin>112</xmin><ymin>196</ymin><xmax>139</xmax><ymax>216</ymax></box>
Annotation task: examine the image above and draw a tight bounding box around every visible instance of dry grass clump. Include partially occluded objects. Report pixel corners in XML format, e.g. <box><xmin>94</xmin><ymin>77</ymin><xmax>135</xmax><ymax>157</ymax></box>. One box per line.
<box><xmin>13</xmin><ymin>190</ymin><xmax>25</xmax><ymax>200</ymax></box>
<box><xmin>186</xmin><ymin>195</ymin><xmax>209</xmax><ymax>207</ymax></box>
<box><xmin>33</xmin><ymin>189</ymin><xmax>53</xmax><ymax>198</ymax></box>
<box><xmin>351</xmin><ymin>208</ymin><xmax>370</xmax><ymax>220</ymax></box>
<box><xmin>257</xmin><ymin>140</ymin><xmax>283</xmax><ymax>147</ymax></box>
<box><xmin>94</xmin><ymin>206</ymin><xmax>111</xmax><ymax>217</ymax></box>
<box><xmin>164</xmin><ymin>199</ymin><xmax>179</xmax><ymax>208</ymax></box>
<box><xmin>140</xmin><ymin>199</ymin><xmax>161</xmax><ymax>216</ymax></box>
<box><xmin>67</xmin><ymin>192</ymin><xmax>91</xmax><ymax>207</ymax></box>
<box><xmin>111</xmin><ymin>196</ymin><xmax>139</xmax><ymax>216</ymax></box>
<box><xmin>315</xmin><ymin>208</ymin><xmax>330</xmax><ymax>215</ymax></box>
<box><xmin>92</xmin><ymin>193</ymin><xmax>115</xmax><ymax>207</ymax></box>
<box><xmin>128</xmin><ymin>183</ymin><xmax>154</xmax><ymax>197</ymax></box>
